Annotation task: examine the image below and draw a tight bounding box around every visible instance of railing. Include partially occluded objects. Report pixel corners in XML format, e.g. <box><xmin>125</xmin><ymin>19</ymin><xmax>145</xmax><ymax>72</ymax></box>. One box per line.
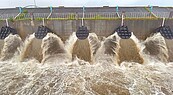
<box><xmin>49</xmin><ymin>12</ymin><xmax>154</xmax><ymax>19</ymax></box>
<box><xmin>50</xmin><ymin>12</ymin><xmax>118</xmax><ymax>19</ymax></box>
<box><xmin>119</xmin><ymin>12</ymin><xmax>153</xmax><ymax>18</ymax></box>
<box><xmin>33</xmin><ymin>13</ymin><xmax>50</xmax><ymax>18</ymax></box>
<box><xmin>0</xmin><ymin>12</ymin><xmax>172</xmax><ymax>20</ymax></box>
<box><xmin>153</xmin><ymin>12</ymin><xmax>171</xmax><ymax>18</ymax></box>
<box><xmin>0</xmin><ymin>13</ymin><xmax>18</xmax><ymax>19</ymax></box>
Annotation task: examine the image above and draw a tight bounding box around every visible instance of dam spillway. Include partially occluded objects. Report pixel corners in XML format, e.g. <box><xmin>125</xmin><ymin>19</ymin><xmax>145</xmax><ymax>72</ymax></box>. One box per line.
<box><xmin>1</xmin><ymin>6</ymin><xmax>173</xmax><ymax>41</ymax></box>
<box><xmin>0</xmin><ymin>6</ymin><xmax>173</xmax><ymax>95</ymax></box>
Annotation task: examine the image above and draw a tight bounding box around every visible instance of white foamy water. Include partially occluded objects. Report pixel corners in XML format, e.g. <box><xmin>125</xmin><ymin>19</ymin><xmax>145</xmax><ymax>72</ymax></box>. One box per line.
<box><xmin>143</xmin><ymin>33</ymin><xmax>169</xmax><ymax>63</ymax></box>
<box><xmin>0</xmin><ymin>34</ymin><xmax>22</xmax><ymax>61</ymax></box>
<box><xmin>0</xmin><ymin>32</ymin><xmax>173</xmax><ymax>95</ymax></box>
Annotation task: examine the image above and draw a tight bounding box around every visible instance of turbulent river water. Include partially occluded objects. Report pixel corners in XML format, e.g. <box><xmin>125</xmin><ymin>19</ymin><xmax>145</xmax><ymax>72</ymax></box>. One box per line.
<box><xmin>0</xmin><ymin>32</ymin><xmax>173</xmax><ymax>95</ymax></box>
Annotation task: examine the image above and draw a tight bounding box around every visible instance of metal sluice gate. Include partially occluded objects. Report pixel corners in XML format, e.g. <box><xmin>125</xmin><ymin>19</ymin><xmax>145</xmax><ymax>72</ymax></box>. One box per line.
<box><xmin>115</xmin><ymin>12</ymin><xmax>132</xmax><ymax>39</ymax></box>
<box><xmin>34</xmin><ymin>18</ymin><xmax>53</xmax><ymax>39</ymax></box>
<box><xmin>76</xmin><ymin>26</ymin><xmax>89</xmax><ymax>40</ymax></box>
<box><xmin>156</xmin><ymin>18</ymin><xmax>173</xmax><ymax>39</ymax></box>
<box><xmin>0</xmin><ymin>26</ymin><xmax>17</xmax><ymax>40</ymax></box>
<box><xmin>0</xmin><ymin>19</ymin><xmax>17</xmax><ymax>40</ymax></box>
<box><xmin>35</xmin><ymin>25</ymin><xmax>52</xmax><ymax>39</ymax></box>
<box><xmin>157</xmin><ymin>26</ymin><xmax>173</xmax><ymax>39</ymax></box>
<box><xmin>116</xmin><ymin>25</ymin><xmax>131</xmax><ymax>39</ymax></box>
<box><xmin>75</xmin><ymin>6</ymin><xmax>89</xmax><ymax>40</ymax></box>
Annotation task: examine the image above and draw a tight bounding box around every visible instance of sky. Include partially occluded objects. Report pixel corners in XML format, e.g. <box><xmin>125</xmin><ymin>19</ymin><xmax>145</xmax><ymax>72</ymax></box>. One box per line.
<box><xmin>0</xmin><ymin>0</ymin><xmax>173</xmax><ymax>8</ymax></box>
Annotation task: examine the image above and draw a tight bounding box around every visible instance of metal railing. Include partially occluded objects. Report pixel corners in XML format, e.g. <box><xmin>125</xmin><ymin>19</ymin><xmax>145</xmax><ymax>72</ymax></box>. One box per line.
<box><xmin>153</xmin><ymin>12</ymin><xmax>171</xmax><ymax>18</ymax></box>
<box><xmin>119</xmin><ymin>12</ymin><xmax>153</xmax><ymax>18</ymax></box>
<box><xmin>0</xmin><ymin>12</ymin><xmax>172</xmax><ymax>20</ymax></box>
<box><xmin>0</xmin><ymin>13</ymin><xmax>18</xmax><ymax>19</ymax></box>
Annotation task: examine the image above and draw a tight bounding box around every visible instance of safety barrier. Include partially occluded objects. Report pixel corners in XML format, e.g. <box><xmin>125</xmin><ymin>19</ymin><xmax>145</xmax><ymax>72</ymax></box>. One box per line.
<box><xmin>0</xmin><ymin>7</ymin><xmax>173</xmax><ymax>40</ymax></box>
<box><xmin>0</xmin><ymin>12</ymin><xmax>172</xmax><ymax>20</ymax></box>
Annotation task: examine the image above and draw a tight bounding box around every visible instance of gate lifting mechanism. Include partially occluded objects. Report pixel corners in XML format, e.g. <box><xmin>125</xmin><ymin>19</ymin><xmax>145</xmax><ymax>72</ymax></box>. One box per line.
<box><xmin>115</xmin><ymin>12</ymin><xmax>131</xmax><ymax>39</ymax></box>
<box><xmin>76</xmin><ymin>6</ymin><xmax>89</xmax><ymax>40</ymax></box>
<box><xmin>156</xmin><ymin>18</ymin><xmax>173</xmax><ymax>39</ymax></box>
<box><xmin>35</xmin><ymin>18</ymin><xmax>52</xmax><ymax>39</ymax></box>
<box><xmin>0</xmin><ymin>19</ymin><xmax>17</xmax><ymax>39</ymax></box>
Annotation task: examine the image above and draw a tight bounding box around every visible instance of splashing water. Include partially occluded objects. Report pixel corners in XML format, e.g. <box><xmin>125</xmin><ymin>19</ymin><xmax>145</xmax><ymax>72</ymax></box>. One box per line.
<box><xmin>0</xmin><ymin>34</ymin><xmax>22</xmax><ymax>61</ymax></box>
<box><xmin>20</xmin><ymin>34</ymin><xmax>42</xmax><ymax>62</ymax></box>
<box><xmin>118</xmin><ymin>33</ymin><xmax>144</xmax><ymax>64</ymax></box>
<box><xmin>93</xmin><ymin>33</ymin><xmax>120</xmax><ymax>65</ymax></box>
<box><xmin>0</xmin><ymin>32</ymin><xmax>173</xmax><ymax>95</ymax></box>
<box><xmin>0</xmin><ymin>40</ymin><xmax>4</xmax><ymax>56</ymax></box>
<box><xmin>143</xmin><ymin>33</ymin><xmax>169</xmax><ymax>63</ymax></box>
<box><xmin>72</xmin><ymin>38</ymin><xmax>92</xmax><ymax>62</ymax></box>
<box><xmin>41</xmin><ymin>33</ymin><xmax>70</xmax><ymax>63</ymax></box>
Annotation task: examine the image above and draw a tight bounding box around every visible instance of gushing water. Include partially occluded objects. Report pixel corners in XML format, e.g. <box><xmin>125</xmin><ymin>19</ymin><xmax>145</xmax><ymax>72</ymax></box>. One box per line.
<box><xmin>0</xmin><ymin>34</ymin><xmax>22</xmax><ymax>61</ymax></box>
<box><xmin>0</xmin><ymin>32</ymin><xmax>173</xmax><ymax>95</ymax></box>
<box><xmin>93</xmin><ymin>33</ymin><xmax>120</xmax><ymax>65</ymax></box>
<box><xmin>41</xmin><ymin>33</ymin><xmax>70</xmax><ymax>63</ymax></box>
<box><xmin>0</xmin><ymin>40</ymin><xmax>4</xmax><ymax>56</ymax></box>
<box><xmin>72</xmin><ymin>37</ymin><xmax>92</xmax><ymax>62</ymax></box>
<box><xmin>118</xmin><ymin>33</ymin><xmax>144</xmax><ymax>64</ymax></box>
<box><xmin>20</xmin><ymin>34</ymin><xmax>42</xmax><ymax>62</ymax></box>
<box><xmin>143</xmin><ymin>33</ymin><xmax>169</xmax><ymax>63</ymax></box>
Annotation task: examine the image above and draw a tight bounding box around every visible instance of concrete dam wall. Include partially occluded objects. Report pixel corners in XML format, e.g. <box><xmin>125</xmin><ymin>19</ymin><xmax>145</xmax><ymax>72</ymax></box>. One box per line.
<box><xmin>1</xmin><ymin>6</ymin><xmax>173</xmax><ymax>94</ymax></box>
<box><xmin>0</xmin><ymin>19</ymin><xmax>173</xmax><ymax>61</ymax></box>
<box><xmin>1</xmin><ymin>19</ymin><xmax>173</xmax><ymax>40</ymax></box>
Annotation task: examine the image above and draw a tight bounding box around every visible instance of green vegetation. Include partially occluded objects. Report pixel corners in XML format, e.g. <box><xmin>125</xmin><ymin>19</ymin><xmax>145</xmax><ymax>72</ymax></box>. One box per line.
<box><xmin>93</xmin><ymin>15</ymin><xmax>103</xmax><ymax>19</ymax></box>
<box><xmin>8</xmin><ymin>17</ymin><xmax>14</xmax><ymax>22</ymax></box>
<box><xmin>15</xmin><ymin>9</ymin><xmax>28</xmax><ymax>20</ymax></box>
<box><xmin>15</xmin><ymin>18</ymin><xmax>31</xmax><ymax>21</ymax></box>
<box><xmin>23</xmin><ymin>10</ymin><xmax>28</xmax><ymax>14</ymax></box>
<box><xmin>35</xmin><ymin>18</ymin><xmax>44</xmax><ymax>21</ymax></box>
<box><xmin>67</xmin><ymin>13</ymin><xmax>76</xmax><ymax>19</ymax></box>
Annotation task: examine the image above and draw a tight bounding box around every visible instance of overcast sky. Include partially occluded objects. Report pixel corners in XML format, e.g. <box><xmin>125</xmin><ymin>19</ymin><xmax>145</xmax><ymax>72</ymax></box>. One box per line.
<box><xmin>1</xmin><ymin>0</ymin><xmax>173</xmax><ymax>8</ymax></box>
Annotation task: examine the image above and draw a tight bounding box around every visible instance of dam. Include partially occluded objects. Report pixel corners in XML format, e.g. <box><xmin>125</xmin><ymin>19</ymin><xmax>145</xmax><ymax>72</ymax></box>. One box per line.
<box><xmin>0</xmin><ymin>6</ymin><xmax>173</xmax><ymax>95</ymax></box>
